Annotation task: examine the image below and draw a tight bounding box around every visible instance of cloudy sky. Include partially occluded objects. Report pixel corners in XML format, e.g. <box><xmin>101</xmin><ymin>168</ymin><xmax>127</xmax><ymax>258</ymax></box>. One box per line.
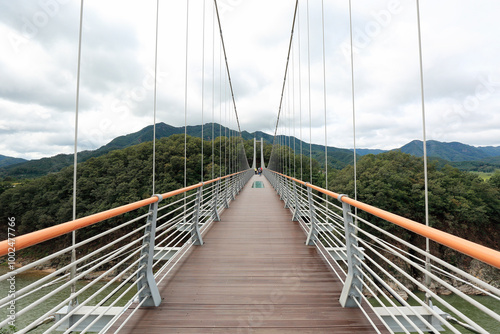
<box><xmin>1</xmin><ymin>0</ymin><xmax>499</xmax><ymax>160</ymax></box>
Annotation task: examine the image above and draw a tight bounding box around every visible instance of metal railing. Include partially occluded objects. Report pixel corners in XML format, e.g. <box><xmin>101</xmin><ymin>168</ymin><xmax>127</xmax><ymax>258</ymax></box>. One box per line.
<box><xmin>265</xmin><ymin>170</ymin><xmax>500</xmax><ymax>334</ymax></box>
<box><xmin>0</xmin><ymin>170</ymin><xmax>253</xmax><ymax>333</ymax></box>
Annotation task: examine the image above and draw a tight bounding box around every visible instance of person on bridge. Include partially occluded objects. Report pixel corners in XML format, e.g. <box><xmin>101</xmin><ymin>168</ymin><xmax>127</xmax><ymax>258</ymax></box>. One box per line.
<box><xmin>258</xmin><ymin>167</ymin><xmax>262</xmax><ymax>176</ymax></box>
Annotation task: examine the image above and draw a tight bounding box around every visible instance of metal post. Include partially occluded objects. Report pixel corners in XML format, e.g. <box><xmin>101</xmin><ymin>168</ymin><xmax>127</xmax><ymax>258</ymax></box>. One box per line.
<box><xmin>230</xmin><ymin>174</ymin><xmax>235</xmax><ymax>200</ymax></box>
<box><xmin>236</xmin><ymin>173</ymin><xmax>241</xmax><ymax>194</ymax></box>
<box><xmin>213</xmin><ymin>179</ymin><xmax>221</xmax><ymax>221</ymax></box>
<box><xmin>261</xmin><ymin>137</ymin><xmax>266</xmax><ymax>169</ymax></box>
<box><xmin>277</xmin><ymin>175</ymin><xmax>283</xmax><ymax>199</ymax></box>
<box><xmin>223</xmin><ymin>178</ymin><xmax>229</xmax><ymax>208</ymax></box>
<box><xmin>284</xmin><ymin>177</ymin><xmax>290</xmax><ymax>209</ymax></box>
<box><xmin>292</xmin><ymin>181</ymin><xmax>299</xmax><ymax>221</ymax></box>
<box><xmin>338</xmin><ymin>194</ymin><xmax>363</xmax><ymax>307</ymax></box>
<box><xmin>191</xmin><ymin>186</ymin><xmax>204</xmax><ymax>245</ymax></box>
<box><xmin>137</xmin><ymin>195</ymin><xmax>162</xmax><ymax>307</ymax></box>
<box><xmin>305</xmin><ymin>186</ymin><xmax>319</xmax><ymax>246</ymax></box>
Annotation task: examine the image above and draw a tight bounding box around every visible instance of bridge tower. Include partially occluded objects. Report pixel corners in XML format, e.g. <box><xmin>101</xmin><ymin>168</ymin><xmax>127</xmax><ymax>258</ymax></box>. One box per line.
<box><xmin>252</xmin><ymin>137</ymin><xmax>257</xmax><ymax>170</ymax></box>
<box><xmin>260</xmin><ymin>137</ymin><xmax>266</xmax><ymax>169</ymax></box>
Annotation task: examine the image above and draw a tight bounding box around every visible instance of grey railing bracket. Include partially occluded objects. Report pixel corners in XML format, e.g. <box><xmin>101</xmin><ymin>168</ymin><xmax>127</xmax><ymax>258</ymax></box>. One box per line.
<box><xmin>305</xmin><ymin>185</ymin><xmax>318</xmax><ymax>246</ymax></box>
<box><xmin>339</xmin><ymin>200</ymin><xmax>364</xmax><ymax>307</ymax></box>
<box><xmin>137</xmin><ymin>194</ymin><xmax>164</xmax><ymax>307</ymax></box>
<box><xmin>191</xmin><ymin>186</ymin><xmax>204</xmax><ymax>246</ymax></box>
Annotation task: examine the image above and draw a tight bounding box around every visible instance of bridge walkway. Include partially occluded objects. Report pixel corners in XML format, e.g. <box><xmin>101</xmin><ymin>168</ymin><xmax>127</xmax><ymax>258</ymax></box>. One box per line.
<box><xmin>112</xmin><ymin>175</ymin><xmax>387</xmax><ymax>333</ymax></box>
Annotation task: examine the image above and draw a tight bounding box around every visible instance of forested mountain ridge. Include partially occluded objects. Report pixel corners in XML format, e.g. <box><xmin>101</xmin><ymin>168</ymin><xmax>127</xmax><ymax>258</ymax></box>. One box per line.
<box><xmin>0</xmin><ymin>123</ymin><xmax>355</xmax><ymax>179</ymax></box>
<box><xmin>0</xmin><ymin>154</ymin><xmax>27</xmax><ymax>168</ymax></box>
<box><xmin>2</xmin><ymin>122</ymin><xmax>500</xmax><ymax>179</ymax></box>
<box><xmin>398</xmin><ymin>140</ymin><xmax>499</xmax><ymax>161</ymax></box>
<box><xmin>0</xmin><ymin>134</ymin><xmax>245</xmax><ymax>241</ymax></box>
<box><xmin>329</xmin><ymin>151</ymin><xmax>500</xmax><ymax>252</ymax></box>
<box><xmin>0</xmin><ymin>123</ymin><xmax>228</xmax><ymax>179</ymax></box>
<box><xmin>0</xmin><ymin>135</ymin><xmax>498</xmax><ymax>284</ymax></box>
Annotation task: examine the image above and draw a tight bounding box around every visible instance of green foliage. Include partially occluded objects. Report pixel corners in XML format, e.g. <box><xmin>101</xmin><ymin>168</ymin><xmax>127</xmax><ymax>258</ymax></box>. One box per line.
<box><xmin>328</xmin><ymin>151</ymin><xmax>500</xmax><ymax>248</ymax></box>
<box><xmin>0</xmin><ymin>123</ymin><xmax>241</xmax><ymax>179</ymax></box>
<box><xmin>0</xmin><ymin>135</ymin><xmax>244</xmax><ymax>242</ymax></box>
<box><xmin>0</xmin><ymin>154</ymin><xmax>26</xmax><ymax>168</ymax></box>
<box><xmin>0</xmin><ymin>325</ymin><xmax>16</xmax><ymax>334</ymax></box>
<box><xmin>490</xmin><ymin>170</ymin><xmax>500</xmax><ymax>188</ymax></box>
<box><xmin>399</xmin><ymin>140</ymin><xmax>490</xmax><ymax>162</ymax></box>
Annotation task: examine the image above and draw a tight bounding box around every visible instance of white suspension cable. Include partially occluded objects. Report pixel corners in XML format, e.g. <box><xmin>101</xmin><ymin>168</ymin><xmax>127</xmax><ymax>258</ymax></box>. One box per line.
<box><xmin>152</xmin><ymin>0</ymin><xmax>160</xmax><ymax>195</ymax></box>
<box><xmin>415</xmin><ymin>0</ymin><xmax>432</xmax><ymax>302</ymax></box>
<box><xmin>201</xmin><ymin>0</ymin><xmax>206</xmax><ymax>181</ymax></box>
<box><xmin>348</xmin><ymin>0</ymin><xmax>358</xmax><ymax>222</ymax></box>
<box><xmin>292</xmin><ymin>41</ymin><xmax>296</xmax><ymax>178</ymax></box>
<box><xmin>219</xmin><ymin>39</ymin><xmax>223</xmax><ymax>176</ymax></box>
<box><xmin>298</xmin><ymin>3</ymin><xmax>303</xmax><ymax>180</ymax></box>
<box><xmin>184</xmin><ymin>0</ymin><xmax>190</xmax><ymax>190</ymax></box>
<box><xmin>212</xmin><ymin>4</ymin><xmax>216</xmax><ymax>179</ymax></box>
<box><xmin>306</xmin><ymin>0</ymin><xmax>312</xmax><ymax>184</ymax></box>
<box><xmin>213</xmin><ymin>0</ymin><xmax>243</xmax><ymax>136</ymax></box>
<box><xmin>70</xmin><ymin>0</ymin><xmax>85</xmax><ymax>305</ymax></box>
<box><xmin>321</xmin><ymin>0</ymin><xmax>328</xmax><ymax>190</ymax></box>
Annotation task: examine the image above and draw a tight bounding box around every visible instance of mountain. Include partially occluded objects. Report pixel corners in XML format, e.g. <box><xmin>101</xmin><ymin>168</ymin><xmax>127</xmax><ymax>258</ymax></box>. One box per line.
<box><xmin>0</xmin><ymin>122</ymin><xmax>359</xmax><ymax>179</ymax></box>
<box><xmin>3</xmin><ymin>123</ymin><xmax>500</xmax><ymax>180</ymax></box>
<box><xmin>350</xmin><ymin>148</ymin><xmax>387</xmax><ymax>156</ymax></box>
<box><xmin>0</xmin><ymin>155</ymin><xmax>27</xmax><ymax>168</ymax></box>
<box><xmin>477</xmin><ymin>146</ymin><xmax>500</xmax><ymax>157</ymax></box>
<box><xmin>397</xmin><ymin>140</ymin><xmax>493</xmax><ymax>162</ymax></box>
<box><xmin>0</xmin><ymin>123</ymin><xmax>230</xmax><ymax>179</ymax></box>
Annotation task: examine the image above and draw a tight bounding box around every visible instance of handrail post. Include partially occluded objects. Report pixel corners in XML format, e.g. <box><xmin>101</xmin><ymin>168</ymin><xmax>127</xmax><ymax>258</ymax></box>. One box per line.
<box><xmin>191</xmin><ymin>186</ymin><xmax>204</xmax><ymax>245</ymax></box>
<box><xmin>279</xmin><ymin>175</ymin><xmax>285</xmax><ymax>201</ymax></box>
<box><xmin>338</xmin><ymin>194</ymin><xmax>364</xmax><ymax>307</ymax></box>
<box><xmin>237</xmin><ymin>173</ymin><xmax>242</xmax><ymax>194</ymax></box>
<box><xmin>137</xmin><ymin>194</ymin><xmax>162</xmax><ymax>307</ymax></box>
<box><xmin>223</xmin><ymin>178</ymin><xmax>229</xmax><ymax>208</ymax></box>
<box><xmin>213</xmin><ymin>179</ymin><xmax>221</xmax><ymax>221</ymax></box>
<box><xmin>230</xmin><ymin>174</ymin><xmax>236</xmax><ymax>200</ymax></box>
<box><xmin>305</xmin><ymin>185</ymin><xmax>318</xmax><ymax>246</ymax></box>
<box><xmin>292</xmin><ymin>180</ymin><xmax>299</xmax><ymax>221</ymax></box>
<box><xmin>283</xmin><ymin>176</ymin><xmax>290</xmax><ymax>209</ymax></box>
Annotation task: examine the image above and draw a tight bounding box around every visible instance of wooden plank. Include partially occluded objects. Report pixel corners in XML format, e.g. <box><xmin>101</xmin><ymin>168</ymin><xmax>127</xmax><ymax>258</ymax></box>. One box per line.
<box><xmin>110</xmin><ymin>175</ymin><xmax>388</xmax><ymax>333</ymax></box>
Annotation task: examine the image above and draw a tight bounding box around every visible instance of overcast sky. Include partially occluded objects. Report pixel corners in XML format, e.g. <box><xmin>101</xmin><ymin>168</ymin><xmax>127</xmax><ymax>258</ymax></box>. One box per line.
<box><xmin>1</xmin><ymin>0</ymin><xmax>499</xmax><ymax>160</ymax></box>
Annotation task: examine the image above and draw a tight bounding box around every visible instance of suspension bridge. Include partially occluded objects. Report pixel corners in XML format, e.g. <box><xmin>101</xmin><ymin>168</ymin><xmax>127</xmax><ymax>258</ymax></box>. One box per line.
<box><xmin>1</xmin><ymin>0</ymin><xmax>500</xmax><ymax>333</ymax></box>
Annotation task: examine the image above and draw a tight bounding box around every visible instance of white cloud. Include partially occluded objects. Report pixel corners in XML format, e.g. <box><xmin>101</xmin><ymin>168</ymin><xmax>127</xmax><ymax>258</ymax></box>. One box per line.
<box><xmin>0</xmin><ymin>0</ymin><xmax>499</xmax><ymax>161</ymax></box>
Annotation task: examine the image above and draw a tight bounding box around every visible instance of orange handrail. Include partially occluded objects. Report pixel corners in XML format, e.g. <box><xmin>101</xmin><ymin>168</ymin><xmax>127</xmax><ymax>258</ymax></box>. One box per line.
<box><xmin>271</xmin><ymin>171</ymin><xmax>500</xmax><ymax>269</ymax></box>
<box><xmin>0</xmin><ymin>171</ymin><xmax>248</xmax><ymax>256</ymax></box>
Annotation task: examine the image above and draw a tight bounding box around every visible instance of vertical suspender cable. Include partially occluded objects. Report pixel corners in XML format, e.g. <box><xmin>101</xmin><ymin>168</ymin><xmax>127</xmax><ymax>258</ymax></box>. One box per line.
<box><xmin>292</xmin><ymin>42</ymin><xmax>296</xmax><ymax>178</ymax></box>
<box><xmin>270</xmin><ymin>0</ymin><xmax>298</xmax><ymax>173</ymax></box>
<box><xmin>152</xmin><ymin>0</ymin><xmax>160</xmax><ymax>195</ymax></box>
<box><xmin>415</xmin><ymin>0</ymin><xmax>432</xmax><ymax>303</ymax></box>
<box><xmin>288</xmin><ymin>75</ymin><xmax>292</xmax><ymax>175</ymax></box>
<box><xmin>212</xmin><ymin>5</ymin><xmax>215</xmax><ymax>179</ymax></box>
<box><xmin>70</xmin><ymin>0</ymin><xmax>85</xmax><ymax>304</ymax></box>
<box><xmin>306</xmin><ymin>0</ymin><xmax>313</xmax><ymax>184</ymax></box>
<box><xmin>201</xmin><ymin>0</ymin><xmax>206</xmax><ymax>181</ymax></box>
<box><xmin>298</xmin><ymin>6</ymin><xmax>303</xmax><ymax>181</ymax></box>
<box><xmin>321</xmin><ymin>0</ymin><xmax>328</xmax><ymax>190</ymax></box>
<box><xmin>184</xmin><ymin>0</ymin><xmax>190</xmax><ymax>191</ymax></box>
<box><xmin>219</xmin><ymin>40</ymin><xmax>223</xmax><ymax>176</ymax></box>
<box><xmin>224</xmin><ymin>72</ymin><xmax>228</xmax><ymax>175</ymax></box>
<box><xmin>213</xmin><ymin>0</ymin><xmax>245</xmax><ymax>163</ymax></box>
<box><xmin>348</xmin><ymin>0</ymin><xmax>358</xmax><ymax>220</ymax></box>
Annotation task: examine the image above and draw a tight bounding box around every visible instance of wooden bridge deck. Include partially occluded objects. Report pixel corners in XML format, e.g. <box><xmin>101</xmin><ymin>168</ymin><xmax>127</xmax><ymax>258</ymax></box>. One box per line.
<box><xmin>112</xmin><ymin>175</ymin><xmax>386</xmax><ymax>333</ymax></box>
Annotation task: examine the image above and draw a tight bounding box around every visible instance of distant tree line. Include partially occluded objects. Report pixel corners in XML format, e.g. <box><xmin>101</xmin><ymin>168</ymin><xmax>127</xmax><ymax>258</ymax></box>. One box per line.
<box><xmin>1</xmin><ymin>138</ymin><xmax>498</xmax><ymax>261</ymax></box>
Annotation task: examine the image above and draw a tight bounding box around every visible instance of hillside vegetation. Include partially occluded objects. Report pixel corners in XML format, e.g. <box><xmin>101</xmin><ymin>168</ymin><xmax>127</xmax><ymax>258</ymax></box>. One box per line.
<box><xmin>0</xmin><ymin>135</ymin><xmax>247</xmax><ymax>241</ymax></box>
<box><xmin>1</xmin><ymin>139</ymin><xmax>498</xmax><ymax>263</ymax></box>
<box><xmin>329</xmin><ymin>151</ymin><xmax>500</xmax><ymax>252</ymax></box>
<box><xmin>0</xmin><ymin>123</ymin><xmax>354</xmax><ymax>179</ymax></box>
